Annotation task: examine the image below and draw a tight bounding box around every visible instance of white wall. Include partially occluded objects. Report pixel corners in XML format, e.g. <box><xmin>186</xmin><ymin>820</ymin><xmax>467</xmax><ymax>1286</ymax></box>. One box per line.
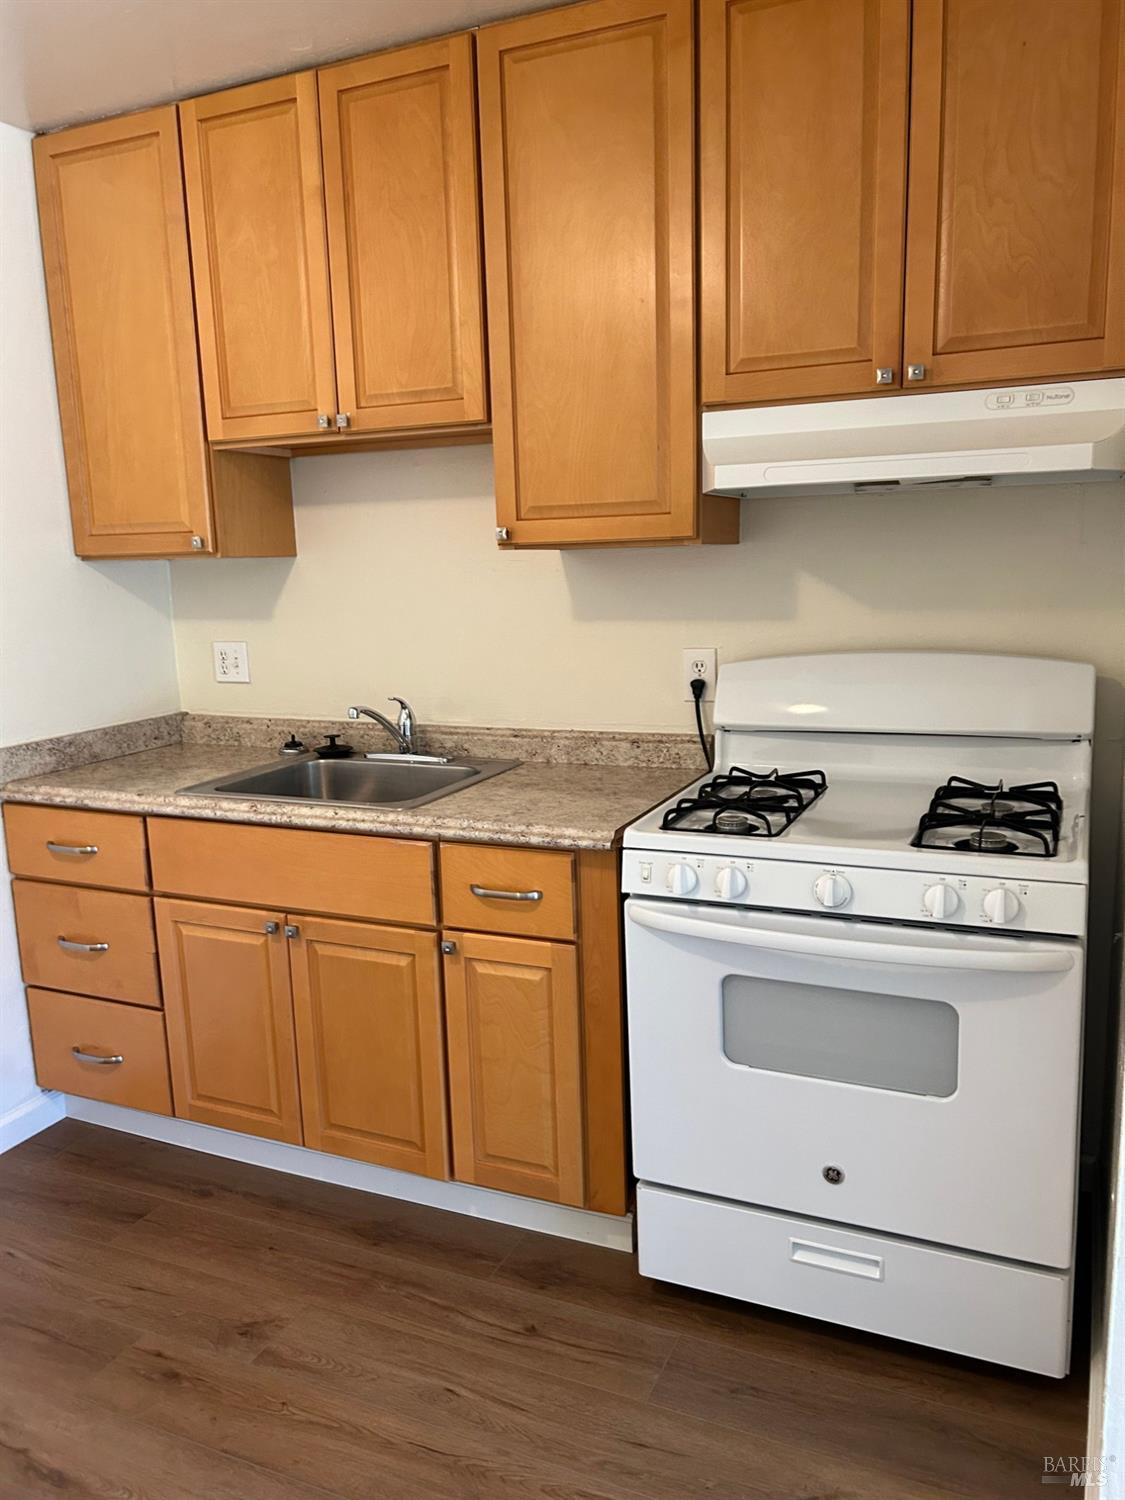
<box><xmin>0</xmin><ymin>121</ymin><xmax>178</xmax><ymax>1141</ymax></box>
<box><xmin>170</xmin><ymin>445</ymin><xmax>1125</xmax><ymax>733</ymax></box>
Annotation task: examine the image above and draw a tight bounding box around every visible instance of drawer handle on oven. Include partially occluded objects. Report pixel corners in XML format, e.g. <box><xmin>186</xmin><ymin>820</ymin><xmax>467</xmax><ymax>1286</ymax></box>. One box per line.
<box><xmin>71</xmin><ymin>1047</ymin><xmax>123</xmax><ymax>1066</ymax></box>
<box><xmin>469</xmin><ymin>884</ymin><xmax>543</xmax><ymax>903</ymax></box>
<box><xmin>790</xmin><ymin>1238</ymin><xmax>883</xmax><ymax>1280</ymax></box>
<box><xmin>57</xmin><ymin>936</ymin><xmax>110</xmax><ymax>953</ymax></box>
<box><xmin>626</xmin><ymin>903</ymin><xmax>1075</xmax><ymax>973</ymax></box>
<box><xmin>45</xmin><ymin>841</ymin><xmax>98</xmax><ymax>856</ymax></box>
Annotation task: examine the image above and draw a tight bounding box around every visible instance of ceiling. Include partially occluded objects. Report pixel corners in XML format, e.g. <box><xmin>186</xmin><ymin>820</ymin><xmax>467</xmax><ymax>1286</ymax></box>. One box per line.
<box><xmin>0</xmin><ymin>0</ymin><xmax>560</xmax><ymax>132</ymax></box>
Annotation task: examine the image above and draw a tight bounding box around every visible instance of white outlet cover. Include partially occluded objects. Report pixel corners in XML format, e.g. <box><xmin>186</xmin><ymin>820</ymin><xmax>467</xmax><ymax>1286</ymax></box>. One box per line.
<box><xmin>682</xmin><ymin>646</ymin><xmax>717</xmax><ymax>702</ymax></box>
<box><xmin>213</xmin><ymin>640</ymin><xmax>250</xmax><ymax>684</ymax></box>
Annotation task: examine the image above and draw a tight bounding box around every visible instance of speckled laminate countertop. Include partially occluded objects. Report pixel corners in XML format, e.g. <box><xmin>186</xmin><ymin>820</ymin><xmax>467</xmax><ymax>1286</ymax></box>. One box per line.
<box><xmin>1</xmin><ymin>743</ymin><xmax>694</xmax><ymax>851</ymax></box>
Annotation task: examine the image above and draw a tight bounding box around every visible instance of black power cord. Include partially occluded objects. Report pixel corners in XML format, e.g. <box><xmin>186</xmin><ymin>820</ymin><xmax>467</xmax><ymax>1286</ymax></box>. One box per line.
<box><xmin>690</xmin><ymin>676</ymin><xmax>713</xmax><ymax>769</ymax></box>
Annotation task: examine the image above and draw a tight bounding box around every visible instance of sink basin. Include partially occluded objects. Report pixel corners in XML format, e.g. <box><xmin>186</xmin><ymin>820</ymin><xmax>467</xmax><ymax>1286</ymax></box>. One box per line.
<box><xmin>181</xmin><ymin>753</ymin><xmax>518</xmax><ymax>810</ymax></box>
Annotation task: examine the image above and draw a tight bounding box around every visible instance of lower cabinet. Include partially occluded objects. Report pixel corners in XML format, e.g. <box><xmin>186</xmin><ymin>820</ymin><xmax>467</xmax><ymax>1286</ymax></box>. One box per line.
<box><xmin>290</xmin><ymin>916</ymin><xmax>448</xmax><ymax>1178</ymax></box>
<box><xmin>8</xmin><ymin>813</ymin><xmax>626</xmax><ymax>1216</ymax></box>
<box><xmin>443</xmin><ymin>930</ymin><xmax>584</xmax><ymax>1207</ymax></box>
<box><xmin>155</xmin><ymin>899</ymin><xmax>302</xmax><ymax>1144</ymax></box>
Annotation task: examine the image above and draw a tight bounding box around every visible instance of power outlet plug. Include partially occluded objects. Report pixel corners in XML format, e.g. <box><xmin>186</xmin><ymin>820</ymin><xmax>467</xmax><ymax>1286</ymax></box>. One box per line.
<box><xmin>682</xmin><ymin>647</ymin><xmax>717</xmax><ymax>702</ymax></box>
<box><xmin>213</xmin><ymin>641</ymin><xmax>250</xmax><ymax>683</ymax></box>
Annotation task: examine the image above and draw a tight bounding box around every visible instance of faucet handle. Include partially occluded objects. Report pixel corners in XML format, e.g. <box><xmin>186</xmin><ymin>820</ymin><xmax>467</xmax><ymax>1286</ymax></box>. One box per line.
<box><xmin>387</xmin><ymin>696</ymin><xmax>415</xmax><ymax>750</ymax></box>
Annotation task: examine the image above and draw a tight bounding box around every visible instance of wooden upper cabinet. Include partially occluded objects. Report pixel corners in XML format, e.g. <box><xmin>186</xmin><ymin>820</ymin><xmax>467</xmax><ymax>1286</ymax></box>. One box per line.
<box><xmin>478</xmin><ymin>0</ymin><xmax>730</xmax><ymax>547</ymax></box>
<box><xmin>33</xmin><ymin>109</ymin><xmax>214</xmax><ymax>555</ymax></box>
<box><xmin>318</xmin><ymin>36</ymin><xmax>487</xmax><ymax>433</ymax></box>
<box><xmin>179</xmin><ymin>73</ymin><xmax>337</xmax><ymax>442</ymax></box>
<box><xmin>700</xmin><ymin>0</ymin><xmax>910</xmax><ymax>404</ymax></box>
<box><xmin>904</xmin><ymin>0</ymin><xmax>1125</xmax><ymax>387</ymax></box>
<box><xmin>155</xmin><ymin>898</ymin><xmax>302</xmax><ymax>1144</ymax></box>
<box><xmin>443</xmin><ymin>930</ymin><xmax>583</xmax><ymax>1205</ymax></box>
<box><xmin>290</xmin><ymin>917</ymin><xmax>448</xmax><ymax>1178</ymax></box>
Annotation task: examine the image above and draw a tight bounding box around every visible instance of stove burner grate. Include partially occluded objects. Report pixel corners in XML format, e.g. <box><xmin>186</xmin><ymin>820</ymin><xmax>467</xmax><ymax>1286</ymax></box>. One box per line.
<box><xmin>913</xmin><ymin>777</ymin><xmax>1062</xmax><ymax>858</ymax></box>
<box><xmin>661</xmin><ymin>767</ymin><xmax>827</xmax><ymax>836</ymax></box>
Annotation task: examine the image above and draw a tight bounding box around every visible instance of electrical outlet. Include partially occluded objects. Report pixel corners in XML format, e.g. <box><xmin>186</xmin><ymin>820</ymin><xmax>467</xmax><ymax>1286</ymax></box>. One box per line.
<box><xmin>682</xmin><ymin>647</ymin><xmax>717</xmax><ymax>702</ymax></box>
<box><xmin>212</xmin><ymin>641</ymin><xmax>250</xmax><ymax>683</ymax></box>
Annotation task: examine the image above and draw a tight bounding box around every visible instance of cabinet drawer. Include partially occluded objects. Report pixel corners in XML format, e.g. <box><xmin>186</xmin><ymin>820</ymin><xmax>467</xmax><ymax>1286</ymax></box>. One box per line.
<box><xmin>27</xmin><ymin>988</ymin><xmax>172</xmax><ymax>1113</ymax></box>
<box><xmin>440</xmin><ymin>844</ymin><xmax>575</xmax><ymax>939</ymax></box>
<box><xmin>148</xmin><ymin>818</ymin><xmax>435</xmax><ymax>927</ymax></box>
<box><xmin>636</xmin><ymin>1184</ymin><xmax>1072</xmax><ymax>1378</ymax></box>
<box><xmin>13</xmin><ymin>880</ymin><xmax>160</xmax><ymax>1006</ymax></box>
<box><xmin>4</xmin><ymin>804</ymin><xmax>148</xmax><ymax>890</ymax></box>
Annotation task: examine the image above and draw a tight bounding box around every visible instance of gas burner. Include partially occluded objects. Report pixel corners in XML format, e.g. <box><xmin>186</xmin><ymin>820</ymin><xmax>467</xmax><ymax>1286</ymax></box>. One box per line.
<box><xmin>912</xmin><ymin>777</ymin><xmax>1062</xmax><ymax>858</ymax></box>
<box><xmin>661</xmin><ymin>767</ymin><xmax>827</xmax><ymax>836</ymax></box>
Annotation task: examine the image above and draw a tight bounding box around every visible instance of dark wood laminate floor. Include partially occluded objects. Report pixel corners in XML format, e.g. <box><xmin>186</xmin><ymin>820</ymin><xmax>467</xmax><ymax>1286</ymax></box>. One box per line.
<box><xmin>0</xmin><ymin>1121</ymin><xmax>1087</xmax><ymax>1499</ymax></box>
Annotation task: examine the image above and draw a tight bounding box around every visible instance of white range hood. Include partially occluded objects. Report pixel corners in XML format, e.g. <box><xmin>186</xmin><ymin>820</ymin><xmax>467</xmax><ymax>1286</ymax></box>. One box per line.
<box><xmin>702</xmin><ymin>378</ymin><xmax>1125</xmax><ymax>497</ymax></box>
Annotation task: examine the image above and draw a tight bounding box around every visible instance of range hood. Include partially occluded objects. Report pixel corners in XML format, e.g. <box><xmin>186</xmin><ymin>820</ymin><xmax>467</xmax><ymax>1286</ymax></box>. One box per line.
<box><xmin>702</xmin><ymin>378</ymin><xmax>1125</xmax><ymax>497</ymax></box>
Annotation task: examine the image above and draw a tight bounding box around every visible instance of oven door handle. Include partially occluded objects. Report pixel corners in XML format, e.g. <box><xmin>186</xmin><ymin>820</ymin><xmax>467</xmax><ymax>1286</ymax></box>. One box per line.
<box><xmin>627</xmin><ymin>903</ymin><xmax>1075</xmax><ymax>973</ymax></box>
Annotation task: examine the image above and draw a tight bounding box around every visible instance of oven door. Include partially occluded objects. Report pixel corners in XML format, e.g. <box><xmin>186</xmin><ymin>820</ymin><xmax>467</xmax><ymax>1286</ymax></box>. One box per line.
<box><xmin>625</xmin><ymin>898</ymin><xmax>1084</xmax><ymax>1268</ymax></box>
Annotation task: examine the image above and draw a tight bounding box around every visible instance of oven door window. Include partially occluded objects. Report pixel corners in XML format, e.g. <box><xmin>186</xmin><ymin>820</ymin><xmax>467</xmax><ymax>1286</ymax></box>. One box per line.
<box><xmin>721</xmin><ymin>976</ymin><xmax>959</xmax><ymax>1097</ymax></box>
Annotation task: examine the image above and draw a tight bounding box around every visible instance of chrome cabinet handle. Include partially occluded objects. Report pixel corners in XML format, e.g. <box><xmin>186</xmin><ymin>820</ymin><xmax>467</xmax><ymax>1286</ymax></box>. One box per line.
<box><xmin>57</xmin><ymin>936</ymin><xmax>109</xmax><ymax>953</ymax></box>
<box><xmin>468</xmin><ymin>885</ymin><xmax>542</xmax><ymax>903</ymax></box>
<box><xmin>71</xmin><ymin>1047</ymin><xmax>123</xmax><ymax>1065</ymax></box>
<box><xmin>284</xmin><ymin>924</ymin><xmax>300</xmax><ymax>939</ymax></box>
<box><xmin>264</xmin><ymin>921</ymin><xmax>280</xmax><ymax>935</ymax></box>
<box><xmin>45</xmin><ymin>841</ymin><xmax>98</xmax><ymax>856</ymax></box>
<box><xmin>440</xmin><ymin>939</ymin><xmax>458</xmax><ymax>955</ymax></box>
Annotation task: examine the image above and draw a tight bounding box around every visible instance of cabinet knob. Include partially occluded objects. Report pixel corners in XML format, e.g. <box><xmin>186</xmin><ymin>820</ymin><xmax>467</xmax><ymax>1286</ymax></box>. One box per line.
<box><xmin>495</xmin><ymin>527</ymin><xmax>511</xmax><ymax>543</ymax></box>
<box><xmin>264</xmin><ymin>921</ymin><xmax>279</xmax><ymax>935</ymax></box>
<box><xmin>335</xmin><ymin>413</ymin><xmax>351</xmax><ymax>430</ymax></box>
<box><xmin>875</xmin><ymin>367</ymin><xmax>895</xmax><ymax>385</ymax></box>
<box><xmin>190</xmin><ymin>535</ymin><xmax>204</xmax><ymax>550</ymax></box>
<box><xmin>440</xmin><ymin>939</ymin><xmax>458</xmax><ymax>955</ymax></box>
<box><xmin>284</xmin><ymin>924</ymin><xmax>300</xmax><ymax>939</ymax></box>
<box><xmin>317</xmin><ymin>414</ymin><xmax>331</xmax><ymax>430</ymax></box>
<box><xmin>906</xmin><ymin>363</ymin><xmax>927</xmax><ymax>382</ymax></box>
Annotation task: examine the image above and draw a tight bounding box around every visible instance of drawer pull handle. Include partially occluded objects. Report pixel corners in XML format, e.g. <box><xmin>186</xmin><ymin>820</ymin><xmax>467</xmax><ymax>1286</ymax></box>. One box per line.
<box><xmin>46</xmin><ymin>842</ymin><xmax>98</xmax><ymax>856</ymax></box>
<box><xmin>469</xmin><ymin>885</ymin><xmax>543</xmax><ymax>903</ymax></box>
<box><xmin>71</xmin><ymin>1047</ymin><xmax>123</xmax><ymax>1065</ymax></box>
<box><xmin>789</xmin><ymin>1237</ymin><xmax>883</xmax><ymax>1281</ymax></box>
<box><xmin>57</xmin><ymin>937</ymin><xmax>110</xmax><ymax>954</ymax></box>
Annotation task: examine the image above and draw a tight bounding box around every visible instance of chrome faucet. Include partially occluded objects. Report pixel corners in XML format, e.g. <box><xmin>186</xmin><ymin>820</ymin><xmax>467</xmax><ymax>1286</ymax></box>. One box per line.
<box><xmin>347</xmin><ymin>697</ymin><xmax>417</xmax><ymax>755</ymax></box>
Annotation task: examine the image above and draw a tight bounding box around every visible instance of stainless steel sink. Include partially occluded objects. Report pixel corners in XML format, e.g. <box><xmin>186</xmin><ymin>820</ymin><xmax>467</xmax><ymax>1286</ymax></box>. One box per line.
<box><xmin>181</xmin><ymin>753</ymin><xmax>518</xmax><ymax>810</ymax></box>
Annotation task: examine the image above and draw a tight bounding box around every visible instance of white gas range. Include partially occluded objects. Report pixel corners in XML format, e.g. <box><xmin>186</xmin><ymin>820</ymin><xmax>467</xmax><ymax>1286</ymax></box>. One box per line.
<box><xmin>622</xmin><ymin>651</ymin><xmax>1094</xmax><ymax>1377</ymax></box>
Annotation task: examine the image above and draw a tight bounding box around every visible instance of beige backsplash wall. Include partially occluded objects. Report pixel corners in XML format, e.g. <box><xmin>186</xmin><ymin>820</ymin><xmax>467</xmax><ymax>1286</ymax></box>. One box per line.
<box><xmin>170</xmin><ymin>443</ymin><xmax>1125</xmax><ymax>734</ymax></box>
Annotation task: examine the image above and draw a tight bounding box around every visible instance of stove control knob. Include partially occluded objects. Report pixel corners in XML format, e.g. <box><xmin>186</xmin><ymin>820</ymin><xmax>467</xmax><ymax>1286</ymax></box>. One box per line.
<box><xmin>982</xmin><ymin>886</ymin><xmax>1020</xmax><ymax>925</ymax></box>
<box><xmin>922</xmin><ymin>883</ymin><xmax>960</xmax><ymax>920</ymax></box>
<box><xmin>814</xmin><ymin>872</ymin><xmax>852</xmax><ymax>909</ymax></box>
<box><xmin>715</xmin><ymin>865</ymin><xmax>749</xmax><ymax>901</ymax></box>
<box><xmin>666</xmin><ymin>861</ymin><xmax>700</xmax><ymax>897</ymax></box>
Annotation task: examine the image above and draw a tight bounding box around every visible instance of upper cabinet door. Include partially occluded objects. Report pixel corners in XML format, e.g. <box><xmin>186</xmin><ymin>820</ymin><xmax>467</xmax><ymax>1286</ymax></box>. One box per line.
<box><xmin>180</xmin><ymin>73</ymin><xmax>338</xmax><ymax>441</ymax></box>
<box><xmin>478</xmin><ymin>0</ymin><xmax>708</xmax><ymax>547</ymax></box>
<box><xmin>700</xmin><ymin>0</ymin><xmax>910</xmax><ymax>405</ymax></box>
<box><xmin>318</xmin><ymin>37</ymin><xmax>487</xmax><ymax>433</ymax></box>
<box><xmin>33</xmin><ymin>108</ymin><xmax>214</xmax><ymax>556</ymax></box>
<box><xmin>904</xmin><ymin>0</ymin><xmax>1125</xmax><ymax>388</ymax></box>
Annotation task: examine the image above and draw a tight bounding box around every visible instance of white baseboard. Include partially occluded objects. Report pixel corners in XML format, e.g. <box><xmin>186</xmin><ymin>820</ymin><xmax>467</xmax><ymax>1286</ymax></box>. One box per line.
<box><xmin>64</xmin><ymin>1097</ymin><xmax>634</xmax><ymax>1251</ymax></box>
<box><xmin>0</xmin><ymin>1090</ymin><xmax>65</xmax><ymax>1153</ymax></box>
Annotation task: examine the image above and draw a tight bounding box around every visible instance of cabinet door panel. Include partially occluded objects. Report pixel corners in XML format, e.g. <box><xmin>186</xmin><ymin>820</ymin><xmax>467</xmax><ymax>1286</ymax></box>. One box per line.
<box><xmin>444</xmin><ymin>931</ymin><xmax>583</xmax><ymax>1205</ymax></box>
<box><xmin>33</xmin><ymin>108</ymin><xmax>213</xmax><ymax>555</ymax></box>
<box><xmin>155</xmin><ymin>899</ymin><xmax>301</xmax><ymax>1143</ymax></box>
<box><xmin>291</xmin><ymin>917</ymin><xmax>448</xmax><ymax>1177</ymax></box>
<box><xmin>478</xmin><ymin>0</ymin><xmax>701</xmax><ymax>546</ymax></box>
<box><xmin>700</xmin><ymin>0</ymin><xmax>909</xmax><ymax>403</ymax></box>
<box><xmin>319</xmin><ymin>36</ymin><xmax>486</xmax><ymax>432</ymax></box>
<box><xmin>180</xmin><ymin>73</ymin><xmax>337</xmax><ymax>440</ymax></box>
<box><xmin>904</xmin><ymin>0</ymin><xmax>1125</xmax><ymax>385</ymax></box>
